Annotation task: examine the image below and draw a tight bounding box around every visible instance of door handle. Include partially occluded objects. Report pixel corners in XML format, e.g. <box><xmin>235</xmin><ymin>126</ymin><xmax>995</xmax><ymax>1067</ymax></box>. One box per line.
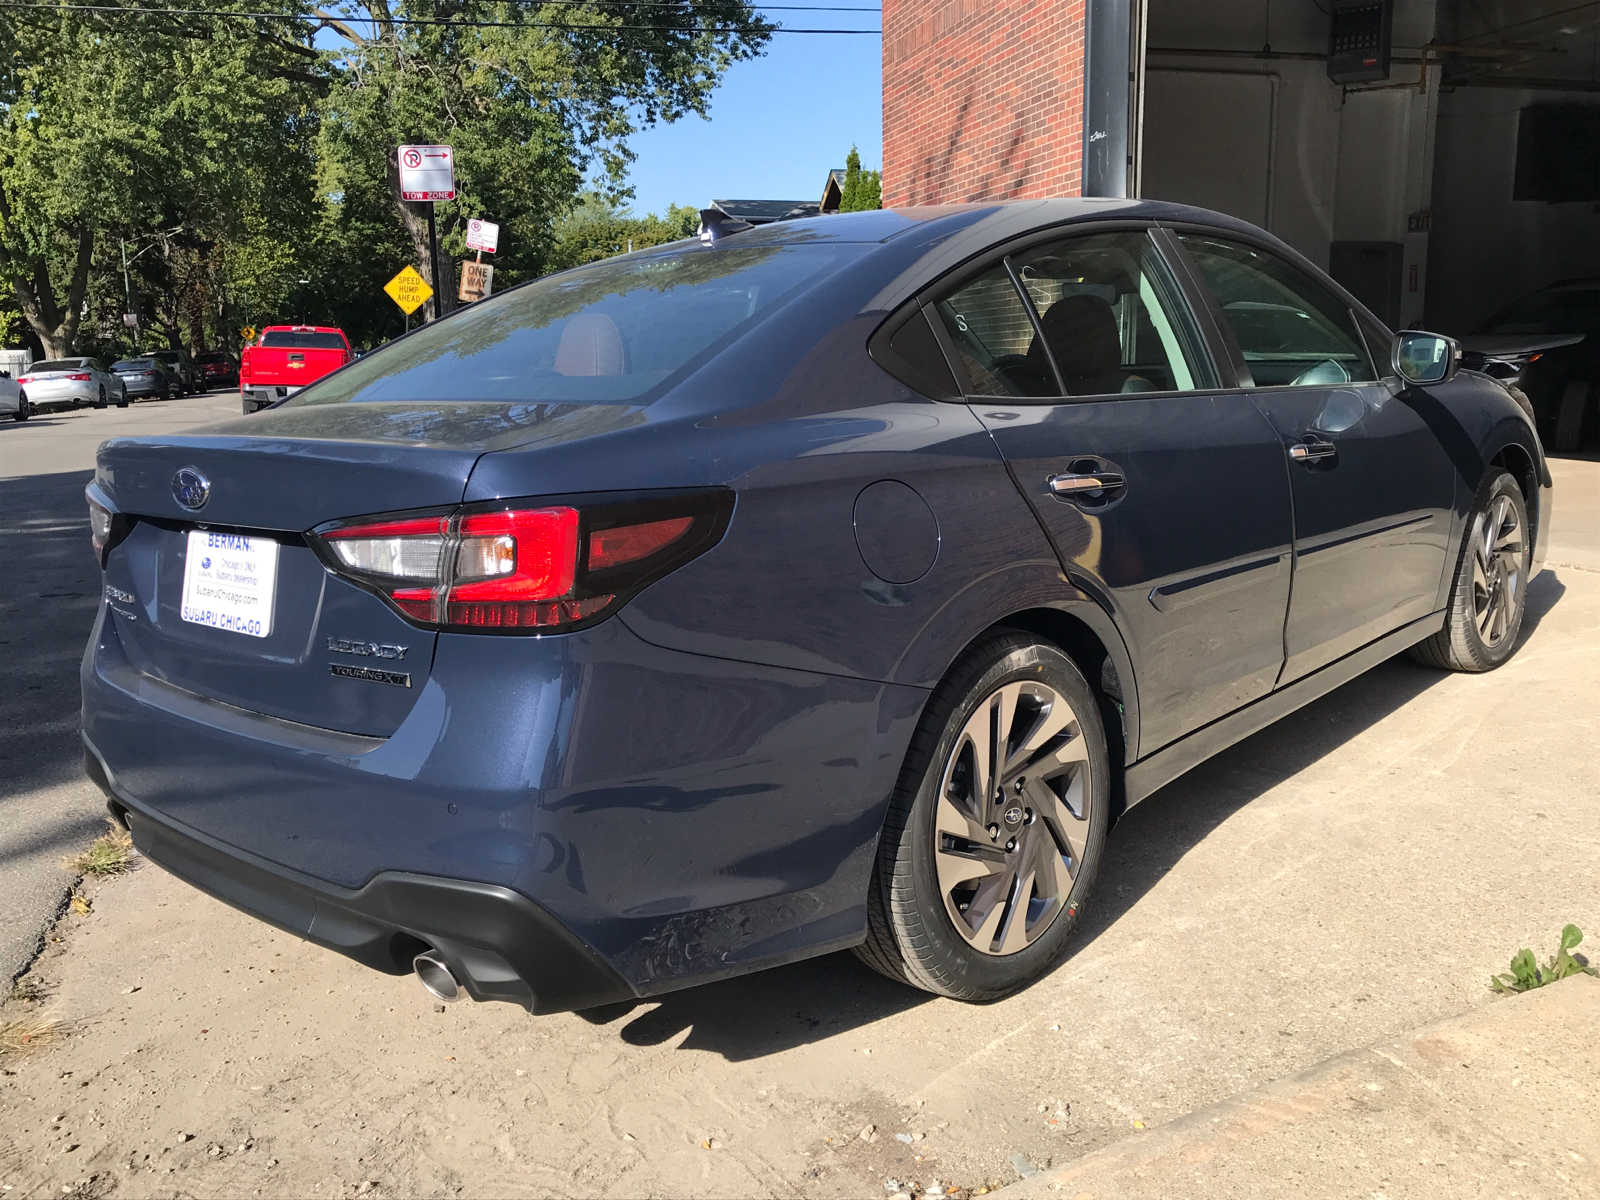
<box><xmin>1288</xmin><ymin>438</ymin><xmax>1337</xmax><ymax>463</ymax></box>
<box><xmin>1048</xmin><ymin>471</ymin><xmax>1125</xmax><ymax>497</ymax></box>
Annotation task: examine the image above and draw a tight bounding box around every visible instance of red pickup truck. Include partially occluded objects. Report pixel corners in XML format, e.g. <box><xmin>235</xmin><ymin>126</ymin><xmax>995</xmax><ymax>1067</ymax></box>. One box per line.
<box><xmin>241</xmin><ymin>325</ymin><xmax>353</xmax><ymax>413</ymax></box>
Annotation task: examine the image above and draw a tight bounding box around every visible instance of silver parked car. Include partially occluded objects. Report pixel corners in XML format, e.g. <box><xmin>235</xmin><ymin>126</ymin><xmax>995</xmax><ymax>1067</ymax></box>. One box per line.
<box><xmin>0</xmin><ymin>367</ymin><xmax>25</xmax><ymax>421</ymax></box>
<box><xmin>110</xmin><ymin>357</ymin><xmax>179</xmax><ymax>402</ymax></box>
<box><xmin>15</xmin><ymin>358</ymin><xmax>127</xmax><ymax>411</ymax></box>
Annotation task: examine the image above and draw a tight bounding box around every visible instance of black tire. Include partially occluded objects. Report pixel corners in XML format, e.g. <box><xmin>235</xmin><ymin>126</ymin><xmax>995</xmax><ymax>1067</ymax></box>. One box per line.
<box><xmin>854</xmin><ymin>632</ymin><xmax>1111</xmax><ymax>1000</ymax></box>
<box><xmin>1409</xmin><ymin>471</ymin><xmax>1531</xmax><ymax>673</ymax></box>
<box><xmin>12</xmin><ymin>392</ymin><xmax>28</xmax><ymax>422</ymax></box>
<box><xmin>94</xmin><ymin>386</ymin><xmax>107</xmax><ymax>410</ymax></box>
<box><xmin>1552</xmin><ymin>380</ymin><xmax>1589</xmax><ymax>453</ymax></box>
<box><xmin>163</xmin><ymin>383</ymin><xmax>173</xmax><ymax>402</ymax></box>
<box><xmin>118</xmin><ymin>389</ymin><xmax>130</xmax><ymax>407</ymax></box>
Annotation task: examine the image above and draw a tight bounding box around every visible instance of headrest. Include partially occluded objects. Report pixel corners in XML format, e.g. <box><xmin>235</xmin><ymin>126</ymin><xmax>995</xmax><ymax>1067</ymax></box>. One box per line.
<box><xmin>554</xmin><ymin>312</ymin><xmax>626</xmax><ymax>376</ymax></box>
<box><xmin>1039</xmin><ymin>295</ymin><xmax>1122</xmax><ymax>381</ymax></box>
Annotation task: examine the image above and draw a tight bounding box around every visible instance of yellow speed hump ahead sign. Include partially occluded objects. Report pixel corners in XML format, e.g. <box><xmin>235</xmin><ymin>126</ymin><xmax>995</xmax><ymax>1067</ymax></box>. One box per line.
<box><xmin>384</xmin><ymin>265</ymin><xmax>434</xmax><ymax>315</ymax></box>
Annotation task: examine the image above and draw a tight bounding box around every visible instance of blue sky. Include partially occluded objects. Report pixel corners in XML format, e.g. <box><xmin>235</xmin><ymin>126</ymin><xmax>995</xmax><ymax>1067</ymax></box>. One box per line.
<box><xmin>620</xmin><ymin>18</ymin><xmax>883</xmax><ymax>218</ymax></box>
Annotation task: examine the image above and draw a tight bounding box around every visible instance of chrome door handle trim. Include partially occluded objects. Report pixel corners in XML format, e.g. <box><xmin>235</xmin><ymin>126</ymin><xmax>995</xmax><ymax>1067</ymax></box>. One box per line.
<box><xmin>1288</xmin><ymin>439</ymin><xmax>1337</xmax><ymax>462</ymax></box>
<box><xmin>1048</xmin><ymin>472</ymin><xmax>1125</xmax><ymax>496</ymax></box>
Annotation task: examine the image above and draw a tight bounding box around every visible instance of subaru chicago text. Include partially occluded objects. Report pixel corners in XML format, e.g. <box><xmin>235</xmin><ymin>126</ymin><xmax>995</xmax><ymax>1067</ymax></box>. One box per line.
<box><xmin>81</xmin><ymin>201</ymin><xmax>1551</xmax><ymax>1013</ymax></box>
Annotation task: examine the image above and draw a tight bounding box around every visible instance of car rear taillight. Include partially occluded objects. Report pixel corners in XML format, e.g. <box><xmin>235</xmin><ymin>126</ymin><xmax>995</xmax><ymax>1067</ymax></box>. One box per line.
<box><xmin>66</xmin><ymin>372</ymin><xmax>92</xmax><ymax>381</ymax></box>
<box><xmin>311</xmin><ymin>491</ymin><xmax>733</xmax><ymax>634</ymax></box>
<box><xmin>86</xmin><ymin>483</ymin><xmax>132</xmax><ymax>568</ymax></box>
<box><xmin>16</xmin><ymin>376</ymin><xmax>32</xmax><ymax>385</ymax></box>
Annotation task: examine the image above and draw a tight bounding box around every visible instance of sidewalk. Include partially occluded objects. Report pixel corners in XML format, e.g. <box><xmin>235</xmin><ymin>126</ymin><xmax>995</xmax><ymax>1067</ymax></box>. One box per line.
<box><xmin>1006</xmin><ymin>975</ymin><xmax>1600</xmax><ymax>1199</ymax></box>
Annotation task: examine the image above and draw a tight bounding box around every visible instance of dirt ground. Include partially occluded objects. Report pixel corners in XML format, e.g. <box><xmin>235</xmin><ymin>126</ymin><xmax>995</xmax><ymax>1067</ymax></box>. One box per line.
<box><xmin>2</xmin><ymin>561</ymin><xmax>1598</xmax><ymax>1199</ymax></box>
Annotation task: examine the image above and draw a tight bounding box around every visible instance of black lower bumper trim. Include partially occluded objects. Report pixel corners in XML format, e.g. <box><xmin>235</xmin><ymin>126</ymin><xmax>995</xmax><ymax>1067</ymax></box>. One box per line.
<box><xmin>91</xmin><ymin>754</ymin><xmax>632</xmax><ymax>1014</ymax></box>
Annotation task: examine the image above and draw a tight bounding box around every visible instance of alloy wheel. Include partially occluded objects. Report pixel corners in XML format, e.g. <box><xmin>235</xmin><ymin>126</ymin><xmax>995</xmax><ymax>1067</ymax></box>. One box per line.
<box><xmin>934</xmin><ymin>680</ymin><xmax>1091</xmax><ymax>956</ymax></box>
<box><xmin>1471</xmin><ymin>493</ymin><xmax>1524</xmax><ymax>648</ymax></box>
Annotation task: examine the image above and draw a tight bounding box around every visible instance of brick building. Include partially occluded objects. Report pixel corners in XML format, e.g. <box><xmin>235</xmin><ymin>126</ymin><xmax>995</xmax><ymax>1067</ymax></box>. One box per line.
<box><xmin>881</xmin><ymin>0</ymin><xmax>1090</xmax><ymax>206</ymax></box>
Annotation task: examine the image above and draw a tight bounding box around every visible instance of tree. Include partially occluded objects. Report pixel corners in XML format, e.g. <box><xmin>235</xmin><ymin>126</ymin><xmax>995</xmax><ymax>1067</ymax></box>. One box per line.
<box><xmin>838</xmin><ymin>145</ymin><xmax>882</xmax><ymax>212</ymax></box>
<box><xmin>548</xmin><ymin>192</ymin><xmax>699</xmax><ymax>269</ymax></box>
<box><xmin>0</xmin><ymin>4</ymin><xmax>322</xmax><ymax>356</ymax></box>
<box><xmin>312</xmin><ymin>0</ymin><xmax>772</xmax><ymax>316</ymax></box>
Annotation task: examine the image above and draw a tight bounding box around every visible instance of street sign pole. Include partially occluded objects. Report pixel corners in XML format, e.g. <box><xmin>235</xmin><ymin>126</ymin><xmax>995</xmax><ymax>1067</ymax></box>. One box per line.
<box><xmin>426</xmin><ymin>203</ymin><xmax>440</xmax><ymax>322</ymax></box>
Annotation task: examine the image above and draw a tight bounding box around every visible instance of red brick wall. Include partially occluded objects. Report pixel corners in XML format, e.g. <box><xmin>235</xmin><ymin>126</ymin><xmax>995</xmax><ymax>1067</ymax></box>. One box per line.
<box><xmin>882</xmin><ymin>0</ymin><xmax>1087</xmax><ymax>207</ymax></box>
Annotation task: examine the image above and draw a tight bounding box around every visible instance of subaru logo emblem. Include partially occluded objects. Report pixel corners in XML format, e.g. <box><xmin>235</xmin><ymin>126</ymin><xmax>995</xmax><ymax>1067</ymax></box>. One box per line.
<box><xmin>172</xmin><ymin>466</ymin><xmax>210</xmax><ymax>511</ymax></box>
<box><xmin>1004</xmin><ymin>805</ymin><xmax>1024</xmax><ymax>827</ymax></box>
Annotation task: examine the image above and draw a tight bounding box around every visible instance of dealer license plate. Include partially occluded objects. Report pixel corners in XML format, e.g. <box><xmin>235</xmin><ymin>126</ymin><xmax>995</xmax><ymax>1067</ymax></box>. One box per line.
<box><xmin>180</xmin><ymin>530</ymin><xmax>279</xmax><ymax>638</ymax></box>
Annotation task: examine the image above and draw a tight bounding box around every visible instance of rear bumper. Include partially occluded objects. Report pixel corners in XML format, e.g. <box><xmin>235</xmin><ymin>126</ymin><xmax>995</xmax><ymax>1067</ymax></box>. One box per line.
<box><xmin>85</xmin><ymin>743</ymin><xmax>631</xmax><ymax>1013</ymax></box>
<box><xmin>242</xmin><ymin>385</ymin><xmax>299</xmax><ymax>412</ymax></box>
<box><xmin>80</xmin><ymin>601</ymin><xmax>921</xmax><ymax>1008</ymax></box>
<box><xmin>26</xmin><ymin>382</ymin><xmax>96</xmax><ymax>405</ymax></box>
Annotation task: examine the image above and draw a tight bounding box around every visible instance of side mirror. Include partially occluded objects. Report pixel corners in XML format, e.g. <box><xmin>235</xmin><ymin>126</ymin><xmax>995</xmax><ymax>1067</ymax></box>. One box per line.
<box><xmin>1393</xmin><ymin>331</ymin><xmax>1459</xmax><ymax>385</ymax></box>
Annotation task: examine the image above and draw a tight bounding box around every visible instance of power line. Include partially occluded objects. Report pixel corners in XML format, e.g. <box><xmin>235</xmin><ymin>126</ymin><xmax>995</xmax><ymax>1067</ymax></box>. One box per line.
<box><xmin>0</xmin><ymin>0</ymin><xmax>883</xmax><ymax>28</ymax></box>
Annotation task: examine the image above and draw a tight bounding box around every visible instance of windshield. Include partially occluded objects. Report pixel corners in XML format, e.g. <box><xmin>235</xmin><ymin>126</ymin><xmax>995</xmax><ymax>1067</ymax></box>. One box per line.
<box><xmin>261</xmin><ymin>331</ymin><xmax>347</xmax><ymax>349</ymax></box>
<box><xmin>114</xmin><ymin>360</ymin><xmax>155</xmax><ymax>370</ymax></box>
<box><xmin>31</xmin><ymin>360</ymin><xmax>86</xmax><ymax>372</ymax></box>
<box><xmin>1479</xmin><ymin>288</ymin><xmax>1600</xmax><ymax>335</ymax></box>
<box><xmin>285</xmin><ymin>243</ymin><xmax>853</xmax><ymax>407</ymax></box>
<box><xmin>152</xmin><ymin>351</ymin><xmax>180</xmax><ymax>361</ymax></box>
<box><xmin>198</xmin><ymin>352</ymin><xmax>231</xmax><ymax>363</ymax></box>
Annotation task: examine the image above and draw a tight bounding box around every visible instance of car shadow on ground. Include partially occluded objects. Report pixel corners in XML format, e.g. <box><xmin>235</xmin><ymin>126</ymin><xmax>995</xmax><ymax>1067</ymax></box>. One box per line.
<box><xmin>0</xmin><ymin>469</ymin><xmax>102</xmax><ymax>808</ymax></box>
<box><xmin>581</xmin><ymin>570</ymin><xmax>1568</xmax><ymax>1062</ymax></box>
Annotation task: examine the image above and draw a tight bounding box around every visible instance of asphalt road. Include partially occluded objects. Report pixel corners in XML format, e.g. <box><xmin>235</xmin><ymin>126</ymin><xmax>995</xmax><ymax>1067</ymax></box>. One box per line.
<box><xmin>0</xmin><ymin>391</ymin><xmax>241</xmax><ymax>986</ymax></box>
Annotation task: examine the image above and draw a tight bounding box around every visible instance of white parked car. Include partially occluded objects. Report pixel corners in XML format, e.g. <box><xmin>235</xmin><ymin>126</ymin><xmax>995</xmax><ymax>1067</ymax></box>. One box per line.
<box><xmin>16</xmin><ymin>357</ymin><xmax>127</xmax><ymax>412</ymax></box>
<box><xmin>0</xmin><ymin>367</ymin><xmax>24</xmax><ymax>421</ymax></box>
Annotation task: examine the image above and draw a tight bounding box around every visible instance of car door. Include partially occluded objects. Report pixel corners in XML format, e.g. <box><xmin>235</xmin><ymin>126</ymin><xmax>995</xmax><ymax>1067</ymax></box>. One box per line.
<box><xmin>937</xmin><ymin>227</ymin><xmax>1296</xmax><ymax>754</ymax></box>
<box><xmin>1171</xmin><ymin>231</ymin><xmax>1456</xmax><ymax>684</ymax></box>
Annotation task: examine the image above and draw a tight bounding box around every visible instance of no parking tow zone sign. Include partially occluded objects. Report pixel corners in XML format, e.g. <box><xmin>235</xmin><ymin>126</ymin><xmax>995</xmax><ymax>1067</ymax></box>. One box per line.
<box><xmin>396</xmin><ymin>144</ymin><xmax>456</xmax><ymax>202</ymax></box>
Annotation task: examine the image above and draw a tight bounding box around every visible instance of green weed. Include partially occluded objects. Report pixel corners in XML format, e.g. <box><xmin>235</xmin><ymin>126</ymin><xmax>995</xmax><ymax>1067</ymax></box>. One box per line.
<box><xmin>63</xmin><ymin>821</ymin><xmax>134</xmax><ymax>878</ymax></box>
<box><xmin>1490</xmin><ymin>924</ymin><xmax>1598</xmax><ymax>994</ymax></box>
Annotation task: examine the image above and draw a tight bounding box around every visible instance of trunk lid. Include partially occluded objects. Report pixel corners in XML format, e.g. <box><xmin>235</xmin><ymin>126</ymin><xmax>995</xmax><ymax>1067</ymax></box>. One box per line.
<box><xmin>96</xmin><ymin>431</ymin><xmax>482</xmax><ymax>737</ymax></box>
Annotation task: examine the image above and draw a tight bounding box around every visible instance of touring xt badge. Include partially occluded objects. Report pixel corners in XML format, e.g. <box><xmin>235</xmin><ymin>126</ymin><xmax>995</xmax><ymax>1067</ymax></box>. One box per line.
<box><xmin>327</xmin><ymin>637</ymin><xmax>409</xmax><ymax>660</ymax></box>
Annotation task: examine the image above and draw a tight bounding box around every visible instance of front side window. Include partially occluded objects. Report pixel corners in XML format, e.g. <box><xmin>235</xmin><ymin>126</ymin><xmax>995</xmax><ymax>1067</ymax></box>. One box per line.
<box><xmin>931</xmin><ymin>230</ymin><xmax>1214</xmax><ymax>398</ymax></box>
<box><xmin>1176</xmin><ymin>234</ymin><xmax>1377</xmax><ymax>387</ymax></box>
<box><xmin>1010</xmin><ymin>231</ymin><xmax>1215</xmax><ymax>395</ymax></box>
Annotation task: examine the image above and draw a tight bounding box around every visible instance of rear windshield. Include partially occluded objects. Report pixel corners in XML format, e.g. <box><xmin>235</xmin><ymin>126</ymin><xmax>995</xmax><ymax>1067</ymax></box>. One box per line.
<box><xmin>261</xmin><ymin>331</ymin><xmax>348</xmax><ymax>349</ymax></box>
<box><xmin>285</xmin><ymin>244</ymin><xmax>853</xmax><ymax>407</ymax></box>
<box><xmin>32</xmin><ymin>360</ymin><xmax>86</xmax><ymax>372</ymax></box>
<box><xmin>152</xmin><ymin>350</ymin><xmax>181</xmax><ymax>361</ymax></box>
<box><xmin>113</xmin><ymin>359</ymin><xmax>155</xmax><ymax>369</ymax></box>
<box><xmin>197</xmin><ymin>352</ymin><xmax>232</xmax><ymax>363</ymax></box>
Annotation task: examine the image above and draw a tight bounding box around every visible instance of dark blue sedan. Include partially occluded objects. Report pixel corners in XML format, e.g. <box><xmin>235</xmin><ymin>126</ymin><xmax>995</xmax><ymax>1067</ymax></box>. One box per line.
<box><xmin>81</xmin><ymin>201</ymin><xmax>1551</xmax><ymax>1012</ymax></box>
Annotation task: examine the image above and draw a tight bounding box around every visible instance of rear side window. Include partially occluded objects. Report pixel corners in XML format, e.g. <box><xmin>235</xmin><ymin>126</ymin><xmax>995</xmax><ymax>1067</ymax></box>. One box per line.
<box><xmin>933</xmin><ymin>265</ymin><xmax>1056</xmax><ymax>397</ymax></box>
<box><xmin>1176</xmin><ymin>234</ymin><xmax>1377</xmax><ymax>387</ymax></box>
<box><xmin>286</xmin><ymin>245</ymin><xmax>853</xmax><ymax>407</ymax></box>
<box><xmin>262</xmin><ymin>332</ymin><xmax>348</xmax><ymax>350</ymax></box>
<box><xmin>931</xmin><ymin>229</ymin><xmax>1215</xmax><ymax>398</ymax></box>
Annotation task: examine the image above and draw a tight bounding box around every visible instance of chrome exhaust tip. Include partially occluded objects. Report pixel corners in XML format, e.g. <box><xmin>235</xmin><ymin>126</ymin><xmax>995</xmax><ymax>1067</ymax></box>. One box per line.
<box><xmin>413</xmin><ymin>950</ymin><xmax>462</xmax><ymax>1003</ymax></box>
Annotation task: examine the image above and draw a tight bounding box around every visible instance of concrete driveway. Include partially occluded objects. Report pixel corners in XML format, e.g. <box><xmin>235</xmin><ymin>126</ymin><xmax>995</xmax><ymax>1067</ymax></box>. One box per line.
<box><xmin>1</xmin><ymin>410</ymin><xmax>1596</xmax><ymax>1199</ymax></box>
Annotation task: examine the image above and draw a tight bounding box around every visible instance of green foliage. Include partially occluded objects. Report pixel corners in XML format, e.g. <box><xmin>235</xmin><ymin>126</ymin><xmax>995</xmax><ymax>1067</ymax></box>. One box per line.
<box><xmin>0</xmin><ymin>0</ymin><xmax>768</xmax><ymax>352</ymax></box>
<box><xmin>548</xmin><ymin>192</ymin><xmax>700</xmax><ymax>270</ymax></box>
<box><xmin>1490</xmin><ymin>924</ymin><xmax>1598</xmax><ymax>994</ymax></box>
<box><xmin>838</xmin><ymin>145</ymin><xmax>881</xmax><ymax>212</ymax></box>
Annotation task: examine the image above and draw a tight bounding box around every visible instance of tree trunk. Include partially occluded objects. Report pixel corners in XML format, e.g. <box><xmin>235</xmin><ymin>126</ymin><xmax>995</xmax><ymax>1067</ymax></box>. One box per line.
<box><xmin>2</xmin><ymin>227</ymin><xmax>95</xmax><ymax>358</ymax></box>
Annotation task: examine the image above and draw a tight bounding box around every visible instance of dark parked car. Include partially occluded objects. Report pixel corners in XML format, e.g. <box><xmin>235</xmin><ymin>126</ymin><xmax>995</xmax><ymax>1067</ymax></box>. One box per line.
<box><xmin>82</xmin><ymin>202</ymin><xmax>1549</xmax><ymax>1014</ymax></box>
<box><xmin>1461</xmin><ymin>279</ymin><xmax>1599</xmax><ymax>452</ymax></box>
<box><xmin>110</xmin><ymin>357</ymin><xmax>180</xmax><ymax>401</ymax></box>
<box><xmin>196</xmin><ymin>350</ymin><xmax>239</xmax><ymax>390</ymax></box>
<box><xmin>151</xmin><ymin>348</ymin><xmax>200</xmax><ymax>394</ymax></box>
